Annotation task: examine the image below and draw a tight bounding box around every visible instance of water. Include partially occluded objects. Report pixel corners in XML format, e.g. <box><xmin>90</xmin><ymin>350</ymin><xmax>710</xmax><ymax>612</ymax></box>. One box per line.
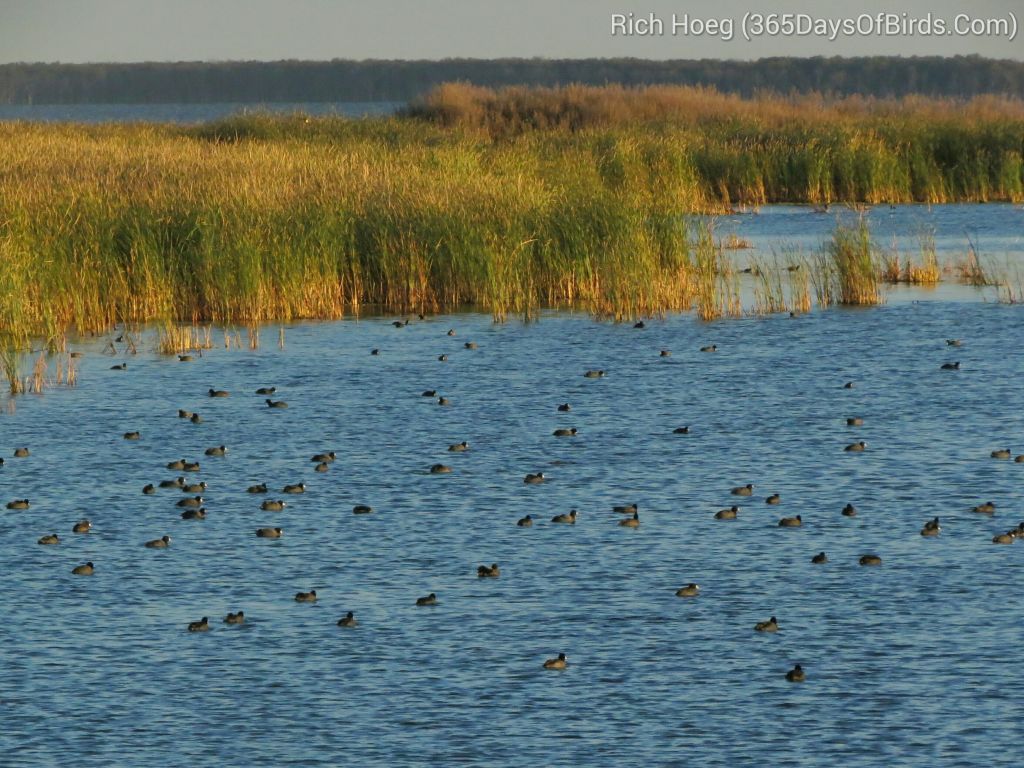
<box><xmin>2</xmin><ymin>209</ymin><xmax>1024</xmax><ymax>766</ymax></box>
<box><xmin>0</xmin><ymin>101</ymin><xmax>400</xmax><ymax>123</ymax></box>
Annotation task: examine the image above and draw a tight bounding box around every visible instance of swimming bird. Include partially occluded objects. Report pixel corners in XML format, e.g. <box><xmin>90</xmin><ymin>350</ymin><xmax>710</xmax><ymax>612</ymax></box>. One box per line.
<box><xmin>438</xmin><ymin>354</ymin><xmax>448</xmax><ymax>362</ymax></box>
<box><xmin>619</xmin><ymin>512</ymin><xmax>640</xmax><ymax>528</ymax></box>
<box><xmin>178</xmin><ymin>355</ymin><xmax>193</xmax><ymax>362</ymax></box>
<box><xmin>991</xmin><ymin>449</ymin><xmax>1012</xmax><ymax>459</ymax></box>
<box><xmin>265</xmin><ymin>399</ymin><xmax>288</xmax><ymax>408</ymax></box>
<box><xmin>583</xmin><ymin>370</ymin><xmax>605</xmax><ymax>378</ymax></box>
<box><xmin>392</xmin><ymin>319</ymin><xmax>408</xmax><ymax>328</ymax></box>
<box><xmin>338</xmin><ymin>611</ymin><xmax>358</xmax><ymax>627</ymax></box>
<box><xmin>634</xmin><ymin>321</ymin><xmax>645</xmax><ymax>329</ymax></box>
<box><xmin>464</xmin><ymin>342</ymin><xmax>478</xmax><ymax>350</ymax></box>
<box><xmin>557</xmin><ymin>403</ymin><xmax>571</xmax><ymax>412</ymax></box>
<box><xmin>1017</xmin><ymin>455</ymin><xmax>1024</xmax><ymax>463</ymax></box>
<box><xmin>448</xmin><ymin>441</ymin><xmax>470</xmax><ymax>452</ymax></box>
<box><xmin>352</xmin><ymin>505</ymin><xmax>373</xmax><ymax>515</ymax></box>
<box><xmin>846</xmin><ymin>417</ymin><xmax>864</xmax><ymax>426</ymax></box>
<box><xmin>447</xmin><ymin>329</ymin><xmax>456</xmax><ymax>336</ymax></box>
<box><xmin>177</xmin><ymin>410</ymin><xmax>193</xmax><ymax>419</ymax></box>
<box><xmin>972</xmin><ymin>501</ymin><xmax>996</xmax><ymax>514</ymax></box>
<box><xmin>256</xmin><ymin>527</ymin><xmax>282</xmax><ymax>538</ymax></box>
<box><xmin>437</xmin><ymin>397</ymin><xmax>451</xmax><ymax>406</ymax></box>
<box><xmin>700</xmin><ymin>345</ymin><xmax>717</xmax><ymax>352</ymax></box>
<box><xmin>920</xmin><ymin>517</ymin><xmax>940</xmax><ymax>536</ymax></box>
<box><xmin>261</xmin><ymin>500</ymin><xmax>286</xmax><ymax>511</ymax></box>
<box><xmin>731</xmin><ymin>484</ymin><xmax>754</xmax><ymax>496</ymax></box>
<box><xmin>224</xmin><ymin>611</ymin><xmax>245</xmax><ymax>624</ymax></box>
<box><xmin>72</xmin><ymin>520</ymin><xmax>91</xmax><ymax>533</ymax></box>
<box><xmin>189</xmin><ymin>413</ymin><xmax>202</xmax><ymax>424</ymax></box>
<box><xmin>182</xmin><ymin>481</ymin><xmax>207</xmax><ymax>493</ymax></box>
<box><xmin>167</xmin><ymin>459</ymin><xmax>186</xmax><ymax>470</ymax></box>
<box><xmin>765</xmin><ymin>494</ymin><xmax>781</xmax><ymax>505</ymax></box>
<box><xmin>524</xmin><ymin>472</ymin><xmax>545</xmax><ymax>484</ymax></box>
<box><xmin>660</xmin><ymin>350</ymin><xmax>671</xmax><ymax>357</ymax></box>
<box><xmin>755</xmin><ymin>616</ymin><xmax>779</xmax><ymax>632</ymax></box>
<box><xmin>123</xmin><ymin>431</ymin><xmax>141</xmax><ymax>440</ymax></box>
<box><xmin>177</xmin><ymin>496</ymin><xmax>204</xmax><ymax>508</ymax></box>
<box><xmin>477</xmin><ymin>563</ymin><xmax>500</xmax><ymax>578</ymax></box>
<box><xmin>295</xmin><ymin>590</ymin><xmax>317</xmax><ymax>603</ymax></box>
<box><xmin>205</xmin><ymin>445</ymin><xmax>227</xmax><ymax>456</ymax></box>
<box><xmin>283</xmin><ymin>483</ymin><xmax>306</xmax><ymax>494</ymax></box>
<box><xmin>613</xmin><ymin>503</ymin><xmax>638</xmax><ymax>514</ymax></box>
<box><xmin>673</xmin><ymin>426</ymin><xmax>690</xmax><ymax>434</ymax></box>
<box><xmin>181</xmin><ymin>508</ymin><xmax>206</xmax><ymax>520</ymax></box>
<box><xmin>842</xmin><ymin>503</ymin><xmax>857</xmax><ymax>517</ymax></box>
<box><xmin>311</xmin><ymin>452</ymin><xmax>336</xmax><ymax>463</ymax></box>
<box><xmin>422</xmin><ymin>390</ymin><xmax>437</xmax><ymax>397</ymax></box>
<box><xmin>187</xmin><ymin>617</ymin><xmax>209</xmax><ymax>632</ymax></box>
<box><xmin>843</xmin><ymin>381</ymin><xmax>854</xmax><ymax>389</ymax></box>
<box><xmin>946</xmin><ymin>339</ymin><xmax>962</xmax><ymax>346</ymax></box>
<box><xmin>37</xmin><ymin>534</ymin><xmax>59</xmax><ymax>545</ymax></box>
<box><xmin>553</xmin><ymin>428</ymin><xmax>578</xmax><ymax>437</ymax></box>
<box><xmin>142</xmin><ymin>484</ymin><xmax>156</xmax><ymax>495</ymax></box>
<box><xmin>183</xmin><ymin>461</ymin><xmax>200</xmax><ymax>471</ymax></box>
<box><xmin>430</xmin><ymin>464</ymin><xmax>453</xmax><ymax>474</ymax></box>
<box><xmin>675</xmin><ymin>583</ymin><xmax>700</xmax><ymax>597</ymax></box>
<box><xmin>859</xmin><ymin>554</ymin><xmax>883</xmax><ymax>566</ymax></box>
<box><xmin>72</xmin><ymin>562</ymin><xmax>94</xmax><ymax>576</ymax></box>
<box><xmin>247</xmin><ymin>483</ymin><xmax>268</xmax><ymax>494</ymax></box>
<box><xmin>778</xmin><ymin>515</ymin><xmax>802</xmax><ymax>527</ymax></box>
<box><xmin>785</xmin><ymin>664</ymin><xmax>805</xmax><ymax>682</ymax></box>
<box><xmin>158</xmin><ymin>477</ymin><xmax>185</xmax><ymax>489</ymax></box>
<box><xmin>517</xmin><ymin>515</ymin><xmax>533</xmax><ymax>527</ymax></box>
<box><xmin>551</xmin><ymin>509</ymin><xmax>577</xmax><ymax>524</ymax></box>
<box><xmin>256</xmin><ymin>387</ymin><xmax>276</xmax><ymax>395</ymax></box>
<box><xmin>993</xmin><ymin>532</ymin><xmax>1015</xmax><ymax>544</ymax></box>
<box><xmin>208</xmin><ymin>389</ymin><xmax>229</xmax><ymax>398</ymax></box>
<box><xmin>811</xmin><ymin>552</ymin><xmax>828</xmax><ymax>564</ymax></box>
<box><xmin>6</xmin><ymin>499</ymin><xmax>29</xmax><ymax>509</ymax></box>
<box><xmin>715</xmin><ymin>506</ymin><xmax>739</xmax><ymax>520</ymax></box>
<box><xmin>144</xmin><ymin>535</ymin><xmax>171</xmax><ymax>549</ymax></box>
<box><xmin>844</xmin><ymin>441</ymin><xmax>867</xmax><ymax>452</ymax></box>
<box><xmin>940</xmin><ymin>362</ymin><xmax>961</xmax><ymax>370</ymax></box>
<box><xmin>110</xmin><ymin>363</ymin><xmax>127</xmax><ymax>370</ymax></box>
<box><xmin>543</xmin><ymin>653</ymin><xmax>568</xmax><ymax>670</ymax></box>
<box><xmin>416</xmin><ymin>593</ymin><xmax>438</xmax><ymax>606</ymax></box>
<box><xmin>314</xmin><ymin>462</ymin><xmax>329</xmax><ymax>472</ymax></box>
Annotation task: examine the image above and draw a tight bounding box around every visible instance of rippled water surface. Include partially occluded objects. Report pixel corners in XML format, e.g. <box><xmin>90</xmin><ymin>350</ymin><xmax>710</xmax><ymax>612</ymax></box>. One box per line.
<box><xmin>4</xmin><ymin>214</ymin><xmax>1024</xmax><ymax>767</ymax></box>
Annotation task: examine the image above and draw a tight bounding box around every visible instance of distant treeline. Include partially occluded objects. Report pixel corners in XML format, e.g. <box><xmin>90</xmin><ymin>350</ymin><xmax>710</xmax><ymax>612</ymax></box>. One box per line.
<box><xmin>1</xmin><ymin>56</ymin><xmax>1023</xmax><ymax>104</ymax></box>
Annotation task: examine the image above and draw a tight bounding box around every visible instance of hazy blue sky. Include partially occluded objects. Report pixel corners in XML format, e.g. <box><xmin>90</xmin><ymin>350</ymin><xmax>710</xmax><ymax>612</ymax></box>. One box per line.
<box><xmin>0</xmin><ymin>0</ymin><xmax>1020</xmax><ymax>62</ymax></box>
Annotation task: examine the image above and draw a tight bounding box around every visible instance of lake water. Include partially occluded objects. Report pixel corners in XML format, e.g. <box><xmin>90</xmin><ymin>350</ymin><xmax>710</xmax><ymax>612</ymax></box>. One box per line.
<box><xmin>0</xmin><ymin>101</ymin><xmax>401</xmax><ymax>123</ymax></box>
<box><xmin>3</xmin><ymin>205</ymin><xmax>1024</xmax><ymax>766</ymax></box>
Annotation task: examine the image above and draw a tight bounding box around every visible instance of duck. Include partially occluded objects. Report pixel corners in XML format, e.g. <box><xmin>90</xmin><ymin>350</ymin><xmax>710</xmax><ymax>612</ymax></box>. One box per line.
<box><xmin>167</xmin><ymin>459</ymin><xmax>186</xmax><ymax>470</ymax></box>
<box><xmin>557</xmin><ymin>403</ymin><xmax>571</xmax><ymax>412</ymax></box>
<box><xmin>37</xmin><ymin>534</ymin><xmax>60</xmax><ymax>545</ymax></box>
<box><xmin>392</xmin><ymin>319</ymin><xmax>408</xmax><ymax>328</ymax></box>
<box><xmin>144</xmin><ymin>535</ymin><xmax>172</xmax><ymax>549</ymax></box>
<box><xmin>551</xmin><ymin>509</ymin><xmax>577</xmax><ymax>524</ymax></box>
<box><xmin>352</xmin><ymin>505</ymin><xmax>373</xmax><ymax>515</ymax></box>
<box><xmin>159</xmin><ymin>477</ymin><xmax>186</xmax><ymax>488</ymax></box>
<box><xmin>785</xmin><ymin>664</ymin><xmax>805</xmax><ymax>682</ymax></box>
<box><xmin>261</xmin><ymin>500</ymin><xmax>286</xmax><ymax>511</ymax></box>
<box><xmin>715</xmin><ymin>506</ymin><xmax>739</xmax><ymax>520</ymax></box>
<box><xmin>142</xmin><ymin>484</ymin><xmax>156</xmax><ymax>495</ymax></box>
<box><xmin>189</xmin><ymin>413</ymin><xmax>203</xmax><ymax>424</ymax></box>
<box><xmin>438</xmin><ymin>354</ymin><xmax>448</xmax><ymax>362</ymax></box>
<box><xmin>583</xmin><ymin>370</ymin><xmax>605</xmax><ymax>378</ymax></box>
<box><xmin>256</xmin><ymin>387</ymin><xmax>276</xmax><ymax>395</ymax></box>
<box><xmin>6</xmin><ymin>499</ymin><xmax>29</xmax><ymax>510</ymax></box>
<box><xmin>553</xmin><ymin>428</ymin><xmax>578</xmax><ymax>437</ymax></box>
<box><xmin>224</xmin><ymin>611</ymin><xmax>245</xmax><ymax>625</ymax></box>
<box><xmin>183</xmin><ymin>461</ymin><xmax>201</xmax><ymax>472</ymax></box>
<box><xmin>844</xmin><ymin>441</ymin><xmax>867</xmax><ymax>452</ymax></box>
<box><xmin>946</xmin><ymin>339</ymin><xmax>962</xmax><ymax>346</ymax></box>
<box><xmin>619</xmin><ymin>512</ymin><xmax>640</xmax><ymax>528</ymax></box>
<box><xmin>464</xmin><ymin>342</ymin><xmax>478</xmax><ymax>350</ymax></box>
<box><xmin>182</xmin><ymin>481</ymin><xmax>207</xmax><ymax>493</ymax></box>
<box><xmin>613</xmin><ymin>503</ymin><xmax>637</xmax><ymax>514</ymax></box>
<box><xmin>437</xmin><ymin>397</ymin><xmax>451</xmax><ymax>406</ymax></box>
<box><xmin>940</xmin><ymin>362</ymin><xmax>961</xmax><ymax>370</ymax></box>
<box><xmin>416</xmin><ymin>593</ymin><xmax>438</xmax><ymax>606</ymax></box>
<box><xmin>311</xmin><ymin>452</ymin><xmax>336</xmax><ymax>463</ymax></box>
<box><xmin>187</xmin><ymin>617</ymin><xmax>209</xmax><ymax>632</ymax></box>
<box><xmin>314</xmin><ymin>462</ymin><xmax>329</xmax><ymax>473</ymax></box>
<box><xmin>659</xmin><ymin>349</ymin><xmax>671</xmax><ymax>357</ymax></box>
<box><xmin>181</xmin><ymin>508</ymin><xmax>207</xmax><ymax>520</ymax></box>
<box><xmin>422</xmin><ymin>390</ymin><xmax>437</xmax><ymax>397</ymax></box>
<box><xmin>177</xmin><ymin>496</ymin><xmax>204</xmax><ymax>508</ymax></box>
<box><xmin>337</xmin><ymin>611</ymin><xmax>358</xmax><ymax>627</ymax></box>
<box><xmin>110</xmin><ymin>363</ymin><xmax>127</xmax><ymax>370</ymax></box>
<box><xmin>673</xmin><ymin>426</ymin><xmax>691</xmax><ymax>434</ymax></box>
<box><xmin>920</xmin><ymin>517</ymin><xmax>941</xmax><ymax>536</ymax></box>
<box><xmin>972</xmin><ymin>501</ymin><xmax>996</xmax><ymax>514</ymax></box>
<box><xmin>72</xmin><ymin>562</ymin><xmax>94</xmax><ymax>576</ymax></box>
<box><xmin>72</xmin><ymin>520</ymin><xmax>91</xmax><ymax>533</ymax></box>
<box><xmin>247</xmin><ymin>483</ymin><xmax>268</xmax><ymax>494</ymax></box>
<box><xmin>778</xmin><ymin>515</ymin><xmax>802</xmax><ymax>527</ymax></box>
<box><xmin>294</xmin><ymin>590</ymin><xmax>317</xmax><ymax>603</ymax></box>
<box><xmin>178</xmin><ymin>354</ymin><xmax>193</xmax><ymax>362</ymax></box>
<box><xmin>204</xmin><ymin>445</ymin><xmax>227</xmax><ymax>456</ymax></box>
<box><xmin>843</xmin><ymin>381</ymin><xmax>854</xmax><ymax>389</ymax></box>
<box><xmin>524</xmin><ymin>472</ymin><xmax>545</xmax><ymax>484</ymax></box>
<box><xmin>477</xmin><ymin>563</ymin><xmax>500</xmax><ymax>578</ymax></box>
<box><xmin>123</xmin><ymin>431</ymin><xmax>141</xmax><ymax>440</ymax></box>
<box><xmin>1017</xmin><ymin>455</ymin><xmax>1024</xmax><ymax>463</ymax></box>
<box><xmin>765</xmin><ymin>494</ymin><xmax>781</xmax><ymax>505</ymax></box>
<box><xmin>841</xmin><ymin>503</ymin><xmax>857</xmax><ymax>517</ymax></box>
<box><xmin>517</xmin><ymin>514</ymin><xmax>533</xmax><ymax>527</ymax></box>
<box><xmin>993</xmin><ymin>532</ymin><xmax>1015</xmax><ymax>544</ymax></box>
<box><xmin>846</xmin><ymin>417</ymin><xmax>864</xmax><ymax>426</ymax></box>
<box><xmin>283</xmin><ymin>483</ymin><xmax>306</xmax><ymax>494</ymax></box>
<box><xmin>256</xmin><ymin>527</ymin><xmax>282</xmax><ymax>538</ymax></box>
<box><xmin>700</xmin><ymin>344</ymin><xmax>717</xmax><ymax>352</ymax></box>
<box><xmin>754</xmin><ymin>616</ymin><xmax>779</xmax><ymax>633</ymax></box>
<box><xmin>447</xmin><ymin>329</ymin><xmax>456</xmax><ymax>336</ymax></box>
<box><xmin>543</xmin><ymin>653</ymin><xmax>568</xmax><ymax>670</ymax></box>
<box><xmin>811</xmin><ymin>552</ymin><xmax>828</xmax><ymax>564</ymax></box>
<box><xmin>991</xmin><ymin>449</ymin><xmax>1012</xmax><ymax>459</ymax></box>
<box><xmin>859</xmin><ymin>554</ymin><xmax>883</xmax><ymax>566</ymax></box>
<box><xmin>675</xmin><ymin>583</ymin><xmax>700</xmax><ymax>597</ymax></box>
<box><xmin>731</xmin><ymin>484</ymin><xmax>754</xmax><ymax>496</ymax></box>
<box><xmin>430</xmin><ymin>464</ymin><xmax>453</xmax><ymax>474</ymax></box>
<box><xmin>177</xmin><ymin>409</ymin><xmax>193</xmax><ymax>419</ymax></box>
<box><xmin>448</xmin><ymin>441</ymin><xmax>470</xmax><ymax>452</ymax></box>
<box><xmin>634</xmin><ymin>321</ymin><xmax>645</xmax><ymax>329</ymax></box>
<box><xmin>265</xmin><ymin>399</ymin><xmax>288</xmax><ymax>408</ymax></box>
<box><xmin>208</xmin><ymin>388</ymin><xmax>230</xmax><ymax>398</ymax></box>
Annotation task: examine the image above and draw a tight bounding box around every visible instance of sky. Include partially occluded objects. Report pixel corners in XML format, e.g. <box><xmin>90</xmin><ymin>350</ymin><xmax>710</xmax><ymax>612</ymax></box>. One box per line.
<box><xmin>0</xmin><ymin>0</ymin><xmax>1020</xmax><ymax>63</ymax></box>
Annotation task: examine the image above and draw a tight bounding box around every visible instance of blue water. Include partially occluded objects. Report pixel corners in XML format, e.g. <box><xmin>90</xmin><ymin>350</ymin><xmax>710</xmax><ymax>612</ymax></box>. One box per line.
<box><xmin>2</xmin><ymin>289</ymin><xmax>1024</xmax><ymax>765</ymax></box>
<box><xmin>0</xmin><ymin>101</ymin><xmax>400</xmax><ymax>123</ymax></box>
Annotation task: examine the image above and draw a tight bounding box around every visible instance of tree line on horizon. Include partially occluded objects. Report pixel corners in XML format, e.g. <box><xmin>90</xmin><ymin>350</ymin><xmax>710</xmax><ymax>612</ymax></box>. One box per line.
<box><xmin>0</xmin><ymin>56</ymin><xmax>1022</xmax><ymax>104</ymax></box>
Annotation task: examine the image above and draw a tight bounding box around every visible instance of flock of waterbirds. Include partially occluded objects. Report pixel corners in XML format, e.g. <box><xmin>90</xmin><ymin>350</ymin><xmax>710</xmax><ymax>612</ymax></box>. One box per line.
<box><xmin>5</xmin><ymin>322</ymin><xmax>1024</xmax><ymax>683</ymax></box>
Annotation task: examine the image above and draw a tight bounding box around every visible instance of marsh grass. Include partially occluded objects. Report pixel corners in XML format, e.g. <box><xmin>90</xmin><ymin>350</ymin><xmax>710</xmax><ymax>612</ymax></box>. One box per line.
<box><xmin>953</xmin><ymin>245</ymin><xmax>992</xmax><ymax>286</ymax></box>
<box><xmin>827</xmin><ymin>222</ymin><xmax>882</xmax><ymax>305</ymax></box>
<box><xmin>879</xmin><ymin>232</ymin><xmax>941</xmax><ymax>285</ymax></box>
